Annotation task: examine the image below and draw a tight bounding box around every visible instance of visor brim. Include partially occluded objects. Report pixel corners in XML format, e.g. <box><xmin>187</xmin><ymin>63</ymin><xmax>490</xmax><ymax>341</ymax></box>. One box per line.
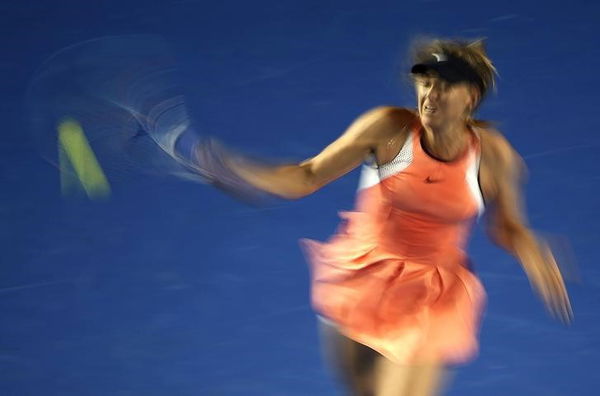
<box><xmin>410</xmin><ymin>62</ymin><xmax>465</xmax><ymax>84</ymax></box>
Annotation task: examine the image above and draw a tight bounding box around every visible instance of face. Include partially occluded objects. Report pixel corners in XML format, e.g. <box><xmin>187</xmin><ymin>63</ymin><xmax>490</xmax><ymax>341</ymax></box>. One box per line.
<box><xmin>414</xmin><ymin>74</ymin><xmax>477</xmax><ymax>130</ymax></box>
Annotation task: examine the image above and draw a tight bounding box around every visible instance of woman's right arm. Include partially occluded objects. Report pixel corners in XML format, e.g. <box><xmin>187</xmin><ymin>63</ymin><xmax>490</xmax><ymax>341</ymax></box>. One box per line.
<box><xmin>223</xmin><ymin>106</ymin><xmax>413</xmax><ymax>199</ymax></box>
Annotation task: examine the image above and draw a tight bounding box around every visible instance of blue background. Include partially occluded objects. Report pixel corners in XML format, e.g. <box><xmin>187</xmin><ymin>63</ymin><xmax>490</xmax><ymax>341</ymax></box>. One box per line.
<box><xmin>2</xmin><ymin>0</ymin><xmax>599</xmax><ymax>394</ymax></box>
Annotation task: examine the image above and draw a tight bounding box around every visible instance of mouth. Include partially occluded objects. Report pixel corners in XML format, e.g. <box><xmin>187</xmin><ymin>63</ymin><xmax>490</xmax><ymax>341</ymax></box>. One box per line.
<box><xmin>422</xmin><ymin>104</ymin><xmax>437</xmax><ymax>115</ymax></box>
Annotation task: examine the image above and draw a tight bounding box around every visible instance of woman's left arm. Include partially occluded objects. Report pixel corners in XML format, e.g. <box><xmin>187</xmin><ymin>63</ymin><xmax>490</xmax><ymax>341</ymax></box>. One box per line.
<box><xmin>479</xmin><ymin>129</ymin><xmax>573</xmax><ymax>325</ymax></box>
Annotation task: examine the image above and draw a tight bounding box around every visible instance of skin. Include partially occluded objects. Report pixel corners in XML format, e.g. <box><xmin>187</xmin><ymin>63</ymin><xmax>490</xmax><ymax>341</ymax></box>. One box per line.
<box><xmin>222</xmin><ymin>73</ymin><xmax>573</xmax><ymax>395</ymax></box>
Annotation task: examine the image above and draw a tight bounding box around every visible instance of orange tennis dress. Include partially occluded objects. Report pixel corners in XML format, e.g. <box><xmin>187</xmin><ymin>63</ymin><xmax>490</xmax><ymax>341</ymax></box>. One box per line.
<box><xmin>301</xmin><ymin>119</ymin><xmax>487</xmax><ymax>366</ymax></box>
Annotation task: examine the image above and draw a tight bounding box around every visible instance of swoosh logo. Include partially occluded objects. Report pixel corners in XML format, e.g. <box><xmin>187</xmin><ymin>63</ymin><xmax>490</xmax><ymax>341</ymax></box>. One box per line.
<box><xmin>432</xmin><ymin>53</ymin><xmax>447</xmax><ymax>62</ymax></box>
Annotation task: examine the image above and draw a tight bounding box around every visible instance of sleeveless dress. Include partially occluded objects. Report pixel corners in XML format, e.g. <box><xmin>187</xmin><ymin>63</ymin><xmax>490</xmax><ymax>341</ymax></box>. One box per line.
<box><xmin>300</xmin><ymin>119</ymin><xmax>487</xmax><ymax>366</ymax></box>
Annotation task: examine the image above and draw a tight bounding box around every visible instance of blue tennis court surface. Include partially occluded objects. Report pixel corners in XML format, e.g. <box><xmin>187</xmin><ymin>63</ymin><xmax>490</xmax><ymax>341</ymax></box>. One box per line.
<box><xmin>2</xmin><ymin>1</ymin><xmax>599</xmax><ymax>394</ymax></box>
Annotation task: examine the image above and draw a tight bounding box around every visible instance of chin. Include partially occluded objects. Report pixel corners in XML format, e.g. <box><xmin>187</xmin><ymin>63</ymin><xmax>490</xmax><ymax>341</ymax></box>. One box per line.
<box><xmin>420</xmin><ymin>114</ymin><xmax>438</xmax><ymax>129</ymax></box>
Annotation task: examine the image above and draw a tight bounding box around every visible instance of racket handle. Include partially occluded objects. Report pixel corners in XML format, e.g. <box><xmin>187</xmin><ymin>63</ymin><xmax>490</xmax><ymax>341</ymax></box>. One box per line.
<box><xmin>190</xmin><ymin>138</ymin><xmax>279</xmax><ymax>206</ymax></box>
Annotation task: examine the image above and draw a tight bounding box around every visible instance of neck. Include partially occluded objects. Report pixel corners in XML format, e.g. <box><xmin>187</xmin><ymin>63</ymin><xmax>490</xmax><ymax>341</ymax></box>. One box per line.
<box><xmin>421</xmin><ymin>119</ymin><xmax>470</xmax><ymax>161</ymax></box>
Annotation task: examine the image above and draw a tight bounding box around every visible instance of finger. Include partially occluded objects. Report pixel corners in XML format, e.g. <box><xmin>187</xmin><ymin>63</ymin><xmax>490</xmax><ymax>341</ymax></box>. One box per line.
<box><xmin>530</xmin><ymin>267</ymin><xmax>566</xmax><ymax>322</ymax></box>
<box><xmin>559</xmin><ymin>288</ymin><xmax>574</xmax><ymax>324</ymax></box>
<box><xmin>548</xmin><ymin>283</ymin><xmax>571</xmax><ymax>325</ymax></box>
<box><xmin>539</xmin><ymin>281</ymin><xmax>567</xmax><ymax>324</ymax></box>
<box><xmin>540</xmin><ymin>258</ymin><xmax>571</xmax><ymax>324</ymax></box>
<box><xmin>550</xmin><ymin>286</ymin><xmax>573</xmax><ymax>325</ymax></box>
<box><xmin>551</xmin><ymin>269</ymin><xmax>574</xmax><ymax>324</ymax></box>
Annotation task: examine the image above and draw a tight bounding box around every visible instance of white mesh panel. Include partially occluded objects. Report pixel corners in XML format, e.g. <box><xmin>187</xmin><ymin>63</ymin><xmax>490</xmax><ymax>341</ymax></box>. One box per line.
<box><xmin>465</xmin><ymin>150</ymin><xmax>485</xmax><ymax>217</ymax></box>
<box><xmin>357</xmin><ymin>132</ymin><xmax>414</xmax><ymax>191</ymax></box>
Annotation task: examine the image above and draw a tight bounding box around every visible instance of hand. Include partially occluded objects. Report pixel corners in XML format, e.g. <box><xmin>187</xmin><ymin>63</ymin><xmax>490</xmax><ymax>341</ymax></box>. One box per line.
<box><xmin>192</xmin><ymin>139</ymin><xmax>277</xmax><ymax>205</ymax></box>
<box><xmin>523</xmin><ymin>244</ymin><xmax>574</xmax><ymax>325</ymax></box>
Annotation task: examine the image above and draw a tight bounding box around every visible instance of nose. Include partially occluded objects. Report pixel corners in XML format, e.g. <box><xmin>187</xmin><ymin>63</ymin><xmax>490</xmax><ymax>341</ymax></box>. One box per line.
<box><xmin>424</xmin><ymin>82</ymin><xmax>441</xmax><ymax>100</ymax></box>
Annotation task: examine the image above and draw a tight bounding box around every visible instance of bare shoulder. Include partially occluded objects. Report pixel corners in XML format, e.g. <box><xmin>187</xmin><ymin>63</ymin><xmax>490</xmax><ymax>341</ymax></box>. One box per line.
<box><xmin>477</xmin><ymin>127</ymin><xmax>527</xmax><ymax>203</ymax></box>
<box><xmin>358</xmin><ymin>107</ymin><xmax>415</xmax><ymax>164</ymax></box>
<box><xmin>477</xmin><ymin>127</ymin><xmax>523</xmax><ymax>170</ymax></box>
<box><xmin>372</xmin><ymin>106</ymin><xmax>416</xmax><ymax>121</ymax></box>
<box><xmin>372</xmin><ymin>106</ymin><xmax>416</xmax><ymax>129</ymax></box>
<box><xmin>357</xmin><ymin>106</ymin><xmax>415</xmax><ymax>136</ymax></box>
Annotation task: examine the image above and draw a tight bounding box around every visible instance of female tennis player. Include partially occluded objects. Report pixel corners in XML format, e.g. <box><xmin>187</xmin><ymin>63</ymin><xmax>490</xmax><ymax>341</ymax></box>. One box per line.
<box><xmin>168</xmin><ymin>38</ymin><xmax>573</xmax><ymax>396</ymax></box>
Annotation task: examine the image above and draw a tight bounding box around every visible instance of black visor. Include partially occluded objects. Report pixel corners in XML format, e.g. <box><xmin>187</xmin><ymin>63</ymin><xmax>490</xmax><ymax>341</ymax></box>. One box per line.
<box><xmin>411</xmin><ymin>53</ymin><xmax>483</xmax><ymax>92</ymax></box>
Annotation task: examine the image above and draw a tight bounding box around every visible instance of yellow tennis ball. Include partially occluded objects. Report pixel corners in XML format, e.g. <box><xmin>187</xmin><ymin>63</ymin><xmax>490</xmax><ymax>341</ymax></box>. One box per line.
<box><xmin>57</xmin><ymin>118</ymin><xmax>111</xmax><ymax>199</ymax></box>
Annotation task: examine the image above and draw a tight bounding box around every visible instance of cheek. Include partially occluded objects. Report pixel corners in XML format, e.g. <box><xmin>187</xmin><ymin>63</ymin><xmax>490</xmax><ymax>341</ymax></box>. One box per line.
<box><xmin>447</xmin><ymin>93</ymin><xmax>470</xmax><ymax>115</ymax></box>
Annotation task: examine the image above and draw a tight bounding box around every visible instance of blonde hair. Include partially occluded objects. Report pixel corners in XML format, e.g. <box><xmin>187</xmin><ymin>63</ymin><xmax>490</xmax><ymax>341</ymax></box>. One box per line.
<box><xmin>410</xmin><ymin>38</ymin><xmax>498</xmax><ymax>99</ymax></box>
